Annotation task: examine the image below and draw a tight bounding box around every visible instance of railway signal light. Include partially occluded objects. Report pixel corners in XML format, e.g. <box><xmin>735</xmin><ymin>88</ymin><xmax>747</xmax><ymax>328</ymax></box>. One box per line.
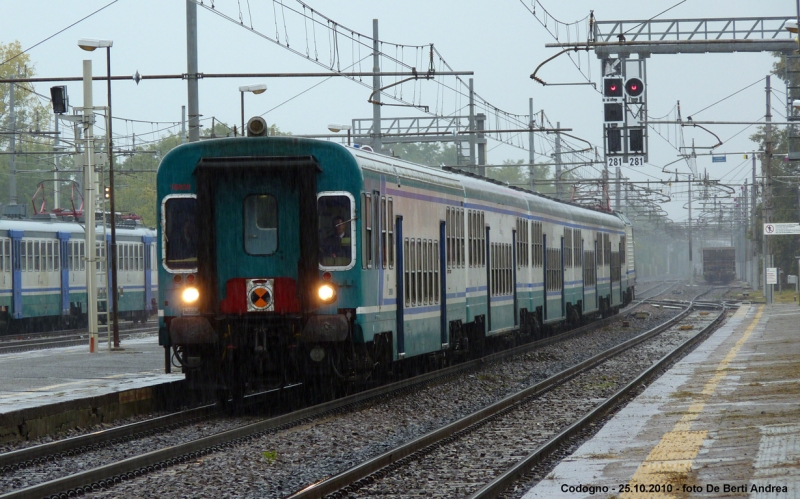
<box><xmin>104</xmin><ymin>186</ymin><xmax>111</xmax><ymax>199</ymax></box>
<box><xmin>604</xmin><ymin>103</ymin><xmax>624</xmax><ymax>123</ymax></box>
<box><xmin>49</xmin><ymin>86</ymin><xmax>68</xmax><ymax>114</ymax></box>
<box><xmin>603</xmin><ymin>77</ymin><xmax>623</xmax><ymax>98</ymax></box>
<box><xmin>625</xmin><ymin>77</ymin><xmax>644</xmax><ymax>97</ymax></box>
<box><xmin>629</xmin><ymin>128</ymin><xmax>644</xmax><ymax>152</ymax></box>
<box><xmin>607</xmin><ymin>128</ymin><xmax>622</xmax><ymax>153</ymax></box>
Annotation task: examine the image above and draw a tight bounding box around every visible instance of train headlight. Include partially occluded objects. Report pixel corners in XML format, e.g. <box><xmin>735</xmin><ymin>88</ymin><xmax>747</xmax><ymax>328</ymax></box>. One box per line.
<box><xmin>317</xmin><ymin>283</ymin><xmax>337</xmax><ymax>303</ymax></box>
<box><xmin>182</xmin><ymin>287</ymin><xmax>200</xmax><ymax>304</ymax></box>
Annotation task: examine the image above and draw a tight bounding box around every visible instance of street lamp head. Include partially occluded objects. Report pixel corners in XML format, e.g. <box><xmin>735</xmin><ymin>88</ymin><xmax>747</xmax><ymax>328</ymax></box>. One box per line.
<box><xmin>786</xmin><ymin>20</ymin><xmax>798</xmax><ymax>34</ymax></box>
<box><xmin>327</xmin><ymin>123</ymin><xmax>352</xmax><ymax>133</ymax></box>
<box><xmin>239</xmin><ymin>83</ymin><xmax>267</xmax><ymax>94</ymax></box>
<box><xmin>78</xmin><ymin>38</ymin><xmax>113</xmax><ymax>51</ymax></box>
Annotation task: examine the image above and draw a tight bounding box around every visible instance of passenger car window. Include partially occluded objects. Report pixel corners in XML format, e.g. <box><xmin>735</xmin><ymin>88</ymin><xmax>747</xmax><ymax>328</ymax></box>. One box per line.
<box><xmin>318</xmin><ymin>195</ymin><xmax>353</xmax><ymax>268</ymax></box>
<box><xmin>164</xmin><ymin>197</ymin><xmax>198</xmax><ymax>270</ymax></box>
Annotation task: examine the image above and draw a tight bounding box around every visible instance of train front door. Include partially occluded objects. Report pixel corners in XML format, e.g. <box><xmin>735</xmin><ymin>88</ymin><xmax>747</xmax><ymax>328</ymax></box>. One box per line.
<box><xmin>194</xmin><ymin>157</ymin><xmax>320</xmax><ymax>310</ymax></box>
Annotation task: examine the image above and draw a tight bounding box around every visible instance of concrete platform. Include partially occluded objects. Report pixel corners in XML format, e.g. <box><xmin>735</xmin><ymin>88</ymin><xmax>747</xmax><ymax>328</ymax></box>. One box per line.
<box><xmin>0</xmin><ymin>336</ymin><xmax>184</xmax><ymax>441</ymax></box>
<box><xmin>524</xmin><ymin>303</ymin><xmax>800</xmax><ymax>499</ymax></box>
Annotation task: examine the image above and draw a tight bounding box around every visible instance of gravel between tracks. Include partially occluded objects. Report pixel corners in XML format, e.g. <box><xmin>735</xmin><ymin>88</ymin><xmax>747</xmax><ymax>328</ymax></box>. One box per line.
<box><xmin>0</xmin><ymin>302</ymin><xmax>691</xmax><ymax>498</ymax></box>
<box><xmin>352</xmin><ymin>311</ymin><xmax>718</xmax><ymax>498</ymax></box>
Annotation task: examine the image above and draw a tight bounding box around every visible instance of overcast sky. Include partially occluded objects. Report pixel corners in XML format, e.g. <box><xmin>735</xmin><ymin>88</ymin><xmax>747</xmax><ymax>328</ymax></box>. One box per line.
<box><xmin>1</xmin><ymin>0</ymin><xmax>796</xmax><ymax>222</ymax></box>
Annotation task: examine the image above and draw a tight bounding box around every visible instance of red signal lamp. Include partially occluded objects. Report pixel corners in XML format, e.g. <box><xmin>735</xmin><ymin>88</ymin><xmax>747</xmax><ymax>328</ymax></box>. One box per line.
<box><xmin>625</xmin><ymin>77</ymin><xmax>645</xmax><ymax>97</ymax></box>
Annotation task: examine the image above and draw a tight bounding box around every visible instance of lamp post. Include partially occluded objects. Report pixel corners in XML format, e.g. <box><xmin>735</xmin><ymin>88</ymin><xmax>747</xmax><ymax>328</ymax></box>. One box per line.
<box><xmin>328</xmin><ymin>124</ymin><xmax>352</xmax><ymax>145</ymax></box>
<box><xmin>79</xmin><ymin>38</ymin><xmax>121</xmax><ymax>349</ymax></box>
<box><xmin>238</xmin><ymin>84</ymin><xmax>267</xmax><ymax>135</ymax></box>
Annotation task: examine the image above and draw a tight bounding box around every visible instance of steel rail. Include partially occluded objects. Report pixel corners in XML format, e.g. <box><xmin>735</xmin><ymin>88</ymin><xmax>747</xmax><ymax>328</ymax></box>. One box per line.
<box><xmin>284</xmin><ymin>303</ymin><xmax>697</xmax><ymax>499</ymax></box>
<box><xmin>0</xmin><ymin>405</ymin><xmax>216</xmax><ymax>471</ymax></box>
<box><xmin>469</xmin><ymin>304</ymin><xmax>726</xmax><ymax>499</ymax></box>
<box><xmin>0</xmin><ymin>327</ymin><xmax>158</xmax><ymax>355</ymax></box>
<box><xmin>0</xmin><ymin>322</ymin><xmax>156</xmax><ymax>344</ymax></box>
<box><xmin>0</xmin><ymin>295</ymin><xmax>660</xmax><ymax>499</ymax></box>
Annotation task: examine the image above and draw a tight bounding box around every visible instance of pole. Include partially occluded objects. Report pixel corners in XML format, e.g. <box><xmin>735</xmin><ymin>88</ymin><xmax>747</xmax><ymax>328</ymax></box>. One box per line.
<box><xmin>764</xmin><ymin>75</ymin><xmax>773</xmax><ymax>304</ymax></box>
<box><xmin>186</xmin><ymin>0</ymin><xmax>200</xmax><ymax>142</ymax></box>
<box><xmin>688</xmin><ymin>173</ymin><xmax>693</xmax><ymax>285</ymax></box>
<box><xmin>240</xmin><ymin>91</ymin><xmax>245</xmax><ymax>135</ymax></box>
<box><xmin>796</xmin><ymin>257</ymin><xmax>800</xmax><ymax>306</ymax></box>
<box><xmin>181</xmin><ymin>105</ymin><xmax>186</xmax><ymax>144</ymax></box>
<box><xmin>106</xmin><ymin>47</ymin><xmax>121</xmax><ymax>349</ymax></box>
<box><xmin>83</xmin><ymin>60</ymin><xmax>98</xmax><ymax>353</ymax></box>
<box><xmin>54</xmin><ymin>117</ymin><xmax>60</xmax><ymax>210</ymax></box>
<box><xmin>752</xmin><ymin>151</ymin><xmax>758</xmax><ymax>289</ymax></box>
<box><xmin>477</xmin><ymin>113</ymin><xmax>486</xmax><ymax>177</ymax></box>
<box><xmin>8</xmin><ymin>81</ymin><xmax>17</xmax><ymax>206</ymax></box>
<box><xmin>529</xmin><ymin>98</ymin><xmax>535</xmax><ymax>191</ymax></box>
<box><xmin>555</xmin><ymin>121</ymin><xmax>562</xmax><ymax>199</ymax></box>
<box><xmin>615</xmin><ymin>167</ymin><xmax>621</xmax><ymax>211</ymax></box>
<box><xmin>469</xmin><ymin>78</ymin><xmax>476</xmax><ymax>169</ymax></box>
<box><xmin>371</xmin><ymin>19</ymin><xmax>381</xmax><ymax>153</ymax></box>
<box><xmin>744</xmin><ymin>182</ymin><xmax>749</xmax><ymax>283</ymax></box>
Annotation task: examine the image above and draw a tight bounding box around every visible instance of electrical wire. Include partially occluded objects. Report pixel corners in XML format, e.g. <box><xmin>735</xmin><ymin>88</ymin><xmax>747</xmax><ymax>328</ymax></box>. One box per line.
<box><xmin>0</xmin><ymin>0</ymin><xmax>120</xmax><ymax>67</ymax></box>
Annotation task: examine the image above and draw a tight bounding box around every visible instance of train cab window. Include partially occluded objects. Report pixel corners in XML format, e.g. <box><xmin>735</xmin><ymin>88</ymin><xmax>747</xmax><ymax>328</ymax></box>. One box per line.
<box><xmin>164</xmin><ymin>196</ymin><xmax>198</xmax><ymax>270</ymax></box>
<box><xmin>318</xmin><ymin>194</ymin><xmax>353</xmax><ymax>268</ymax></box>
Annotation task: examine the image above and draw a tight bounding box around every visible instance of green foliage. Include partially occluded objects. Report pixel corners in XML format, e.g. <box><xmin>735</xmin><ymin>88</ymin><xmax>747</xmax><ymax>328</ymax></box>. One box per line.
<box><xmin>0</xmin><ymin>41</ymin><xmax>58</xmax><ymax>212</ymax></box>
<box><xmin>114</xmin><ymin>122</ymin><xmax>238</xmax><ymax>227</ymax></box>
<box><xmin>485</xmin><ymin>159</ymin><xmax>554</xmax><ymax>194</ymax></box>
<box><xmin>261</xmin><ymin>450</ymin><xmax>277</xmax><ymax>462</ymax></box>
<box><xmin>387</xmin><ymin>142</ymin><xmax>456</xmax><ymax>167</ymax></box>
<box><xmin>749</xmin><ymin>118</ymin><xmax>800</xmax><ymax>277</ymax></box>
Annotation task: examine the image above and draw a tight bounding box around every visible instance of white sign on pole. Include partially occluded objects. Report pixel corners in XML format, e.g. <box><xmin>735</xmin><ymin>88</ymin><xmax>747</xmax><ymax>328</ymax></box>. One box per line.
<box><xmin>766</xmin><ymin>267</ymin><xmax>778</xmax><ymax>285</ymax></box>
<box><xmin>788</xmin><ymin>275</ymin><xmax>798</xmax><ymax>285</ymax></box>
<box><xmin>763</xmin><ymin>223</ymin><xmax>800</xmax><ymax>235</ymax></box>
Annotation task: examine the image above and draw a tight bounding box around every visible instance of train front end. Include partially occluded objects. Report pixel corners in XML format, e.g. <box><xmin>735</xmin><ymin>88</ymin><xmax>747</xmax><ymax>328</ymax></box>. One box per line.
<box><xmin>157</xmin><ymin>137</ymin><xmax>363</xmax><ymax>399</ymax></box>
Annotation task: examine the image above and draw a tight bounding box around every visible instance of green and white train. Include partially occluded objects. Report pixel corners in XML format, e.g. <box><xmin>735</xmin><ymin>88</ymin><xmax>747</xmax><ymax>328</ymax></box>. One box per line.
<box><xmin>0</xmin><ymin>217</ymin><xmax>157</xmax><ymax>333</ymax></box>
<box><xmin>157</xmin><ymin>134</ymin><xmax>635</xmax><ymax>396</ymax></box>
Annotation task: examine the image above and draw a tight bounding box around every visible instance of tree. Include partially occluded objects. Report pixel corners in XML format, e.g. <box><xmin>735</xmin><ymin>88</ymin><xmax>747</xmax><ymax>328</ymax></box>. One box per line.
<box><xmin>485</xmin><ymin>159</ymin><xmax>554</xmax><ymax>193</ymax></box>
<box><xmin>114</xmin><ymin>121</ymin><xmax>241</xmax><ymax>227</ymax></box>
<box><xmin>742</xmin><ymin>52</ymin><xmax>800</xmax><ymax>279</ymax></box>
<box><xmin>0</xmin><ymin>41</ymin><xmax>54</xmax><ymax>212</ymax></box>
<box><xmin>387</xmin><ymin>142</ymin><xmax>456</xmax><ymax>167</ymax></box>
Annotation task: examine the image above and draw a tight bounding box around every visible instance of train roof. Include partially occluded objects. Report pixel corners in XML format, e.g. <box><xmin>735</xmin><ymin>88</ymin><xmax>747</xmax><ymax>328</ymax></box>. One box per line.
<box><xmin>0</xmin><ymin>218</ymin><xmax>155</xmax><ymax>238</ymax></box>
<box><xmin>345</xmin><ymin>144</ymin><xmax>625</xmax><ymax>229</ymax></box>
<box><xmin>158</xmin><ymin>136</ymin><xmax>627</xmax><ymax>230</ymax></box>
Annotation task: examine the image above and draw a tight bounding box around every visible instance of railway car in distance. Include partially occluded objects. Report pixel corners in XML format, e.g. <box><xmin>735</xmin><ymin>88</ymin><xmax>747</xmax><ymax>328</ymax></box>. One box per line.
<box><xmin>157</xmin><ymin>128</ymin><xmax>635</xmax><ymax>400</ymax></box>
<box><xmin>0</xmin><ymin>215</ymin><xmax>157</xmax><ymax>334</ymax></box>
<box><xmin>702</xmin><ymin>246</ymin><xmax>735</xmax><ymax>284</ymax></box>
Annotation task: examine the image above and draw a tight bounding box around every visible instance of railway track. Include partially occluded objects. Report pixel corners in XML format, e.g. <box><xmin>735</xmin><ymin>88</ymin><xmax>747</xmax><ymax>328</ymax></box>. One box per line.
<box><xmin>0</xmin><ymin>324</ymin><xmax>158</xmax><ymax>355</ymax></box>
<box><xmin>288</xmin><ymin>302</ymin><xmax>726</xmax><ymax>499</ymax></box>
<box><xmin>0</xmin><ymin>283</ymin><xmax>709</xmax><ymax>498</ymax></box>
<box><xmin>634</xmin><ymin>279</ymin><xmax>681</xmax><ymax>300</ymax></box>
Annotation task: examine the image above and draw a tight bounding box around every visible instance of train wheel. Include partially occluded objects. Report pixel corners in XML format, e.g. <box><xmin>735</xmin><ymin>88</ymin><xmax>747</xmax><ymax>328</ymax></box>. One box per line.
<box><xmin>531</xmin><ymin>315</ymin><xmax>541</xmax><ymax>341</ymax></box>
<box><xmin>568</xmin><ymin>306</ymin><xmax>580</xmax><ymax>328</ymax></box>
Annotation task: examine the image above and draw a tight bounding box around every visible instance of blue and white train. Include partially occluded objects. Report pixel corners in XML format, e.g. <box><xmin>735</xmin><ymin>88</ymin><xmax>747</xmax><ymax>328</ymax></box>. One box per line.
<box><xmin>157</xmin><ymin>133</ymin><xmax>635</xmax><ymax>396</ymax></box>
<box><xmin>0</xmin><ymin>217</ymin><xmax>157</xmax><ymax>333</ymax></box>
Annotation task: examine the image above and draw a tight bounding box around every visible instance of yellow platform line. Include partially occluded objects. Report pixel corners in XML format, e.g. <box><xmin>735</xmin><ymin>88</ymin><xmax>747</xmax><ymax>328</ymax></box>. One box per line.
<box><xmin>619</xmin><ymin>306</ymin><xmax>763</xmax><ymax>498</ymax></box>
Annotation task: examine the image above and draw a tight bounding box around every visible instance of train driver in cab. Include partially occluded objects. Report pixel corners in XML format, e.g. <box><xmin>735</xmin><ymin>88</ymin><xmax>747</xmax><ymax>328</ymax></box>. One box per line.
<box><xmin>321</xmin><ymin>216</ymin><xmax>351</xmax><ymax>263</ymax></box>
<box><xmin>166</xmin><ymin>210</ymin><xmax>197</xmax><ymax>267</ymax></box>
